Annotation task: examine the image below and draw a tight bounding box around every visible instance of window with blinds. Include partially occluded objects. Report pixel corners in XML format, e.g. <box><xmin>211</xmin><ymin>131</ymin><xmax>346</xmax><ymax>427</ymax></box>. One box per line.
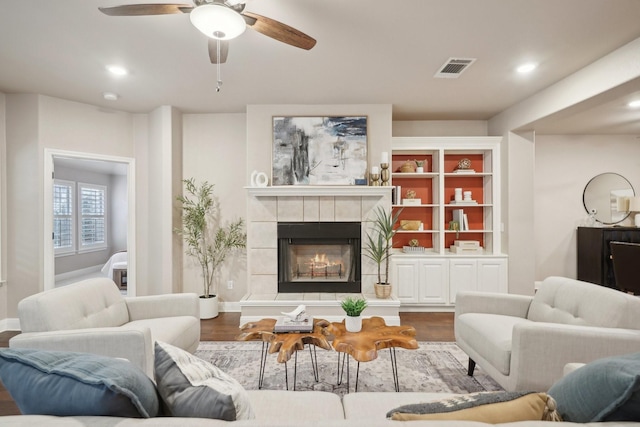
<box><xmin>53</xmin><ymin>180</ymin><xmax>108</xmax><ymax>255</ymax></box>
<box><xmin>79</xmin><ymin>183</ymin><xmax>107</xmax><ymax>250</ymax></box>
<box><xmin>53</xmin><ymin>180</ymin><xmax>75</xmax><ymax>254</ymax></box>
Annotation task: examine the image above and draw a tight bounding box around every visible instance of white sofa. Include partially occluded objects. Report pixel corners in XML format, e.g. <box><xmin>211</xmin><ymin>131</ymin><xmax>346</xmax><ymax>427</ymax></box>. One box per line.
<box><xmin>455</xmin><ymin>276</ymin><xmax>640</xmax><ymax>391</ymax></box>
<box><xmin>8</xmin><ymin>278</ymin><xmax>200</xmax><ymax>378</ymax></box>
<box><xmin>0</xmin><ymin>390</ymin><xmax>637</xmax><ymax>426</ymax></box>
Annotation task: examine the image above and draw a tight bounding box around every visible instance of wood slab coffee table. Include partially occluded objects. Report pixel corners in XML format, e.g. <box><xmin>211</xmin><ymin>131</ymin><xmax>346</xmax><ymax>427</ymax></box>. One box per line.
<box><xmin>325</xmin><ymin>316</ymin><xmax>418</xmax><ymax>392</ymax></box>
<box><xmin>237</xmin><ymin>318</ymin><xmax>332</xmax><ymax>390</ymax></box>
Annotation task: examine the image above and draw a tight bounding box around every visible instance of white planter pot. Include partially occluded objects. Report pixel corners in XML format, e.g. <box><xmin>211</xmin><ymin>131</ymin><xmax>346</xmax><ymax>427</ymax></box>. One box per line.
<box><xmin>199</xmin><ymin>295</ymin><xmax>219</xmax><ymax>319</ymax></box>
<box><xmin>345</xmin><ymin>315</ymin><xmax>362</xmax><ymax>332</ymax></box>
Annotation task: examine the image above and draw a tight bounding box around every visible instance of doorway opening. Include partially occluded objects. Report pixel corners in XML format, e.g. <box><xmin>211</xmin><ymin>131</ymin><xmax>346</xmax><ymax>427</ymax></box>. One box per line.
<box><xmin>44</xmin><ymin>149</ymin><xmax>136</xmax><ymax>295</ymax></box>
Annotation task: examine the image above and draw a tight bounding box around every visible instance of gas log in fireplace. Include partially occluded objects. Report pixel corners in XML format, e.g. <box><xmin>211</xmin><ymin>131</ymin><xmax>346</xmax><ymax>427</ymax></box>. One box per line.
<box><xmin>277</xmin><ymin>222</ymin><xmax>361</xmax><ymax>293</ymax></box>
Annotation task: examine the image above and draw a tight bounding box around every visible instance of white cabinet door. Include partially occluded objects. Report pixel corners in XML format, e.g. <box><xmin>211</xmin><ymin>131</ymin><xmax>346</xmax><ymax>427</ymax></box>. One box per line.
<box><xmin>418</xmin><ymin>259</ymin><xmax>449</xmax><ymax>304</ymax></box>
<box><xmin>477</xmin><ymin>258</ymin><xmax>508</xmax><ymax>293</ymax></box>
<box><xmin>449</xmin><ymin>258</ymin><xmax>478</xmax><ymax>303</ymax></box>
<box><xmin>392</xmin><ymin>258</ymin><xmax>419</xmax><ymax>302</ymax></box>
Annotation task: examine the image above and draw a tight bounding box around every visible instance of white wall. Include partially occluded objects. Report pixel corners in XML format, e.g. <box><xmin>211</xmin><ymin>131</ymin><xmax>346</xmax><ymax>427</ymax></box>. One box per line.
<box><xmin>0</xmin><ymin>92</ymin><xmax>7</xmax><ymax>324</ymax></box>
<box><xmin>182</xmin><ymin>113</ymin><xmax>247</xmax><ymax>304</ymax></box>
<box><xmin>6</xmin><ymin>94</ymin><xmax>41</xmax><ymax>316</ymax></box>
<box><xmin>393</xmin><ymin>120</ymin><xmax>488</xmax><ymax>137</ymax></box>
<box><xmin>489</xmin><ymin>37</ymin><xmax>640</xmax><ymax>295</ymax></box>
<box><xmin>534</xmin><ymin>134</ymin><xmax>640</xmax><ymax>280</ymax></box>
<box><xmin>4</xmin><ymin>95</ymin><xmax>145</xmax><ymax>317</ymax></box>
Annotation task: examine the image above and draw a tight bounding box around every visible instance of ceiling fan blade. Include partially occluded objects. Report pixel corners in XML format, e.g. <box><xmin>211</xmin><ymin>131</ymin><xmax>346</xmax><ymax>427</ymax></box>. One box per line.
<box><xmin>208</xmin><ymin>39</ymin><xmax>229</xmax><ymax>64</ymax></box>
<box><xmin>242</xmin><ymin>12</ymin><xmax>316</xmax><ymax>50</ymax></box>
<box><xmin>98</xmin><ymin>4</ymin><xmax>193</xmax><ymax>16</ymax></box>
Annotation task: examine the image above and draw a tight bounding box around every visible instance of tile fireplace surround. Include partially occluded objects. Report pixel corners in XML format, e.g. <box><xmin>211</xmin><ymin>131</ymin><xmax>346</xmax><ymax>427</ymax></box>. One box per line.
<box><xmin>241</xmin><ymin>186</ymin><xmax>400</xmax><ymax>324</ymax></box>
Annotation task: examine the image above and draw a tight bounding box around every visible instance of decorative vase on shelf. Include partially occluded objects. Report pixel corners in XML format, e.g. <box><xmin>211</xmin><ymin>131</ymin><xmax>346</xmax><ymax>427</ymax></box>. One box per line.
<box><xmin>416</xmin><ymin>166</ymin><xmax>424</xmax><ymax>173</ymax></box>
<box><xmin>345</xmin><ymin>315</ymin><xmax>362</xmax><ymax>332</ymax></box>
<box><xmin>374</xmin><ymin>283</ymin><xmax>392</xmax><ymax>299</ymax></box>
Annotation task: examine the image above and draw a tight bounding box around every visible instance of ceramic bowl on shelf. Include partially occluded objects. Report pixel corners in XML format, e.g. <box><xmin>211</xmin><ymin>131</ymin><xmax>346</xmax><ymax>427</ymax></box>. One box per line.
<box><xmin>400</xmin><ymin>220</ymin><xmax>421</xmax><ymax>230</ymax></box>
<box><xmin>399</xmin><ymin>161</ymin><xmax>416</xmax><ymax>173</ymax></box>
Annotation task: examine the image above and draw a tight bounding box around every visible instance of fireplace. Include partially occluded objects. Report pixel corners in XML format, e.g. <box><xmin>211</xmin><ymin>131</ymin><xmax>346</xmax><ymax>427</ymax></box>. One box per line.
<box><xmin>278</xmin><ymin>222</ymin><xmax>361</xmax><ymax>293</ymax></box>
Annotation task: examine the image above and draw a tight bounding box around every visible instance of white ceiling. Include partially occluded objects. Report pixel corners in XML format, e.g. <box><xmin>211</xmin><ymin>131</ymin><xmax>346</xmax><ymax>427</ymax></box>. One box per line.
<box><xmin>2</xmin><ymin>0</ymin><xmax>640</xmax><ymax>133</ymax></box>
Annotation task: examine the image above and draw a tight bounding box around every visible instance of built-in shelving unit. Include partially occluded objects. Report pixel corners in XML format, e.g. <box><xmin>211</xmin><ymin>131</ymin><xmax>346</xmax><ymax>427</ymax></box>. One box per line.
<box><xmin>390</xmin><ymin>137</ymin><xmax>501</xmax><ymax>255</ymax></box>
<box><xmin>389</xmin><ymin>137</ymin><xmax>507</xmax><ymax>309</ymax></box>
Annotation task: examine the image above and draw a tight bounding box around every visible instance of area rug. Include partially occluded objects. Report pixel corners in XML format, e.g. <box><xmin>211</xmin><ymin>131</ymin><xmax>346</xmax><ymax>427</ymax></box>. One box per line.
<box><xmin>195</xmin><ymin>341</ymin><xmax>502</xmax><ymax>396</ymax></box>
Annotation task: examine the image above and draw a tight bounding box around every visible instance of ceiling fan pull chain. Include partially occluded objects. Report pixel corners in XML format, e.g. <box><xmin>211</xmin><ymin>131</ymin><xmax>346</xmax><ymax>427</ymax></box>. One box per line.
<box><xmin>216</xmin><ymin>38</ymin><xmax>222</xmax><ymax>92</ymax></box>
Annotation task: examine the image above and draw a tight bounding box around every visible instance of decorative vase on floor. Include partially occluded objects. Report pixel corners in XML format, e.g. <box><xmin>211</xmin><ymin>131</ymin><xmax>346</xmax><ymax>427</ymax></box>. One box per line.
<box><xmin>345</xmin><ymin>315</ymin><xmax>362</xmax><ymax>332</ymax></box>
<box><xmin>199</xmin><ymin>295</ymin><xmax>219</xmax><ymax>319</ymax></box>
<box><xmin>375</xmin><ymin>283</ymin><xmax>392</xmax><ymax>299</ymax></box>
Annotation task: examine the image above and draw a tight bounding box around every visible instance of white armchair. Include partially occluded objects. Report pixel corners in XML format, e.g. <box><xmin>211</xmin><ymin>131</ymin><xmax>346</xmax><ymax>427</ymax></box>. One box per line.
<box><xmin>9</xmin><ymin>277</ymin><xmax>200</xmax><ymax>378</ymax></box>
<box><xmin>455</xmin><ymin>276</ymin><xmax>640</xmax><ymax>391</ymax></box>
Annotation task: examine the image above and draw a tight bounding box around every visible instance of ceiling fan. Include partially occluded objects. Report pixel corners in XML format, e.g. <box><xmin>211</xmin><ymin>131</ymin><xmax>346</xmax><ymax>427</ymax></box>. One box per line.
<box><xmin>98</xmin><ymin>0</ymin><xmax>316</xmax><ymax>64</ymax></box>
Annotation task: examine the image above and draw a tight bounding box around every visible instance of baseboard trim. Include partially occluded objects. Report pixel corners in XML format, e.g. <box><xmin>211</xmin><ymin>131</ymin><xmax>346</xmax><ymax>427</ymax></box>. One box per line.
<box><xmin>220</xmin><ymin>301</ymin><xmax>241</xmax><ymax>312</ymax></box>
<box><xmin>0</xmin><ymin>318</ymin><xmax>20</xmax><ymax>332</ymax></box>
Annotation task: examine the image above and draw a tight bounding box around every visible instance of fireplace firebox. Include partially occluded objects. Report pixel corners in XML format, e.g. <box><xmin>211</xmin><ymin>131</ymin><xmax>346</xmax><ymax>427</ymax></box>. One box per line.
<box><xmin>278</xmin><ymin>222</ymin><xmax>361</xmax><ymax>293</ymax></box>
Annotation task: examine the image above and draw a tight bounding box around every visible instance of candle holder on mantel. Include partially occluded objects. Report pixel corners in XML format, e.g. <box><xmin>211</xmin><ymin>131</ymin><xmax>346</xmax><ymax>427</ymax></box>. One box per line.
<box><xmin>369</xmin><ymin>172</ymin><xmax>380</xmax><ymax>186</ymax></box>
<box><xmin>380</xmin><ymin>163</ymin><xmax>390</xmax><ymax>186</ymax></box>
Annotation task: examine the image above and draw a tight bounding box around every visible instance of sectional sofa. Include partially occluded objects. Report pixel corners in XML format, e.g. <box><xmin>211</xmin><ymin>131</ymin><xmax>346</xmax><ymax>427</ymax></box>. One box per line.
<box><xmin>0</xmin><ymin>390</ymin><xmax>638</xmax><ymax>426</ymax></box>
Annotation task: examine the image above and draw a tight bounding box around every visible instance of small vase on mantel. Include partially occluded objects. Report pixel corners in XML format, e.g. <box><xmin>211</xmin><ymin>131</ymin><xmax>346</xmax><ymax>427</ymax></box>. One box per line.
<box><xmin>345</xmin><ymin>315</ymin><xmax>362</xmax><ymax>333</ymax></box>
<box><xmin>374</xmin><ymin>283</ymin><xmax>392</xmax><ymax>299</ymax></box>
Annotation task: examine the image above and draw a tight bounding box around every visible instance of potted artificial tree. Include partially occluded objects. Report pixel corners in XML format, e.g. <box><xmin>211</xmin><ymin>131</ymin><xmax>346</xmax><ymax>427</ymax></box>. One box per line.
<box><xmin>175</xmin><ymin>178</ymin><xmax>246</xmax><ymax>319</ymax></box>
<box><xmin>340</xmin><ymin>296</ymin><xmax>368</xmax><ymax>332</ymax></box>
<box><xmin>363</xmin><ymin>206</ymin><xmax>401</xmax><ymax>299</ymax></box>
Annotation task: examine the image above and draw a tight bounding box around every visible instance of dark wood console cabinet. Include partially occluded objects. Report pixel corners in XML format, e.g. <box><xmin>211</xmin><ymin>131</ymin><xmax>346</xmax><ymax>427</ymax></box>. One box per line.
<box><xmin>577</xmin><ymin>226</ymin><xmax>640</xmax><ymax>288</ymax></box>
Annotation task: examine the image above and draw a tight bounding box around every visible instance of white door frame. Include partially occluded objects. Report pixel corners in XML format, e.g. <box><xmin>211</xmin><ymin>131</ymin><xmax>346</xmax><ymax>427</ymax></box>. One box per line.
<box><xmin>44</xmin><ymin>148</ymin><xmax>136</xmax><ymax>295</ymax></box>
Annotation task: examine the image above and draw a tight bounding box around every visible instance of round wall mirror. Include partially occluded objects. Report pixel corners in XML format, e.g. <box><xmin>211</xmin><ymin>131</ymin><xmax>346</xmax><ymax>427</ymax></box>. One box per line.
<box><xmin>583</xmin><ymin>172</ymin><xmax>635</xmax><ymax>224</ymax></box>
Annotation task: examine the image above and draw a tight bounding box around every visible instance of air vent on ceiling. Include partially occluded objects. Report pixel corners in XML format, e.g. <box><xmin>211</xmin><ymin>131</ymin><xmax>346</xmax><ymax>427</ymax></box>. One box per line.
<box><xmin>434</xmin><ymin>58</ymin><xmax>477</xmax><ymax>78</ymax></box>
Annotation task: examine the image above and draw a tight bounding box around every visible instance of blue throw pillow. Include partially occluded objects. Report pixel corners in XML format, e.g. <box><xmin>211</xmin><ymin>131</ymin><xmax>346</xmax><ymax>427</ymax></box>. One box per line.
<box><xmin>548</xmin><ymin>352</ymin><xmax>640</xmax><ymax>422</ymax></box>
<box><xmin>0</xmin><ymin>348</ymin><xmax>159</xmax><ymax>417</ymax></box>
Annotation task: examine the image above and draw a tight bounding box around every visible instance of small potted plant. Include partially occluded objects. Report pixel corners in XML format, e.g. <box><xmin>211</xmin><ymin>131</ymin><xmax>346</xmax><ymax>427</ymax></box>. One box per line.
<box><xmin>175</xmin><ymin>178</ymin><xmax>246</xmax><ymax>319</ymax></box>
<box><xmin>363</xmin><ymin>206</ymin><xmax>402</xmax><ymax>299</ymax></box>
<box><xmin>415</xmin><ymin>159</ymin><xmax>426</xmax><ymax>173</ymax></box>
<box><xmin>340</xmin><ymin>296</ymin><xmax>368</xmax><ymax>332</ymax></box>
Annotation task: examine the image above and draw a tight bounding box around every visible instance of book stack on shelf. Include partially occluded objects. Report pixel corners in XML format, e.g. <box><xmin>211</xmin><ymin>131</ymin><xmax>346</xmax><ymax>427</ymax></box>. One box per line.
<box><xmin>274</xmin><ymin>315</ymin><xmax>314</xmax><ymax>333</ymax></box>
<box><xmin>450</xmin><ymin>240</ymin><xmax>483</xmax><ymax>254</ymax></box>
<box><xmin>450</xmin><ymin>199</ymin><xmax>478</xmax><ymax>205</ymax></box>
<box><xmin>452</xmin><ymin>209</ymin><xmax>470</xmax><ymax>231</ymax></box>
<box><xmin>453</xmin><ymin>168</ymin><xmax>476</xmax><ymax>174</ymax></box>
<box><xmin>392</xmin><ymin>185</ymin><xmax>402</xmax><ymax>205</ymax></box>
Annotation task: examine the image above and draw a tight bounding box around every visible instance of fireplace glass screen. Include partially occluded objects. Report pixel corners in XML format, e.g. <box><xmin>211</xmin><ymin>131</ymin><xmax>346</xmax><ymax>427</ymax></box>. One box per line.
<box><xmin>286</xmin><ymin>244</ymin><xmax>352</xmax><ymax>281</ymax></box>
<box><xmin>278</xmin><ymin>222</ymin><xmax>361</xmax><ymax>293</ymax></box>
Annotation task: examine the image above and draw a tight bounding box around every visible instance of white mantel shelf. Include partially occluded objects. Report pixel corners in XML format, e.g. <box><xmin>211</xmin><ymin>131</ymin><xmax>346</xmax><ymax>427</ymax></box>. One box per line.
<box><xmin>246</xmin><ymin>186</ymin><xmax>392</xmax><ymax>197</ymax></box>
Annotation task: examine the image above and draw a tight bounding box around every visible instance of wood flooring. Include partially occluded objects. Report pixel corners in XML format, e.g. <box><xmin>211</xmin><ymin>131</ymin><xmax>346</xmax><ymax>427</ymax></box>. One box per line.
<box><xmin>0</xmin><ymin>311</ymin><xmax>454</xmax><ymax>416</ymax></box>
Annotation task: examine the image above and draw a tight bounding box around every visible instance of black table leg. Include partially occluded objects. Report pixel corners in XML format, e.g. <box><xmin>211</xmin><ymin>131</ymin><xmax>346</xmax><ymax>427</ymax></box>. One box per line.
<box><xmin>258</xmin><ymin>341</ymin><xmax>269</xmax><ymax>390</ymax></box>
<box><xmin>390</xmin><ymin>347</ymin><xmax>399</xmax><ymax>392</ymax></box>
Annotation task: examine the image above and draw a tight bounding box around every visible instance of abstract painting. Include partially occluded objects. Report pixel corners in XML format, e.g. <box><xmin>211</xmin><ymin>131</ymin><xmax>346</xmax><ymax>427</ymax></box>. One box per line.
<box><xmin>272</xmin><ymin>116</ymin><xmax>367</xmax><ymax>185</ymax></box>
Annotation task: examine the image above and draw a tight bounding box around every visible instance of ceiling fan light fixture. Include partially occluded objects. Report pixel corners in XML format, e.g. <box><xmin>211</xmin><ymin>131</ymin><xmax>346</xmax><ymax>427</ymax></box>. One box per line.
<box><xmin>190</xmin><ymin>4</ymin><xmax>246</xmax><ymax>40</ymax></box>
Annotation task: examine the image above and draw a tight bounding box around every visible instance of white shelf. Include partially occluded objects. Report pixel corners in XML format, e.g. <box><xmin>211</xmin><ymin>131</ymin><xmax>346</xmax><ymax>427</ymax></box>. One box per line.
<box><xmin>443</xmin><ymin>172</ymin><xmax>492</xmax><ymax>177</ymax></box>
<box><xmin>246</xmin><ymin>186</ymin><xmax>391</xmax><ymax>197</ymax></box>
<box><xmin>393</xmin><ymin>204</ymin><xmax>438</xmax><ymax>208</ymax></box>
<box><xmin>444</xmin><ymin>203</ymin><xmax>493</xmax><ymax>209</ymax></box>
<box><xmin>392</xmin><ymin>172</ymin><xmax>438</xmax><ymax>178</ymax></box>
<box><xmin>444</xmin><ymin>229</ymin><xmax>493</xmax><ymax>233</ymax></box>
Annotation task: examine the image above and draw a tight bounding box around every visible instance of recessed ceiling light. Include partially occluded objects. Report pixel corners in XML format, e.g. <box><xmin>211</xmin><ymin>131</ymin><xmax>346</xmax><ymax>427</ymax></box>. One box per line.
<box><xmin>107</xmin><ymin>65</ymin><xmax>128</xmax><ymax>76</ymax></box>
<box><xmin>103</xmin><ymin>92</ymin><xmax>119</xmax><ymax>101</ymax></box>
<box><xmin>628</xmin><ymin>100</ymin><xmax>640</xmax><ymax>108</ymax></box>
<box><xmin>516</xmin><ymin>62</ymin><xmax>537</xmax><ymax>74</ymax></box>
